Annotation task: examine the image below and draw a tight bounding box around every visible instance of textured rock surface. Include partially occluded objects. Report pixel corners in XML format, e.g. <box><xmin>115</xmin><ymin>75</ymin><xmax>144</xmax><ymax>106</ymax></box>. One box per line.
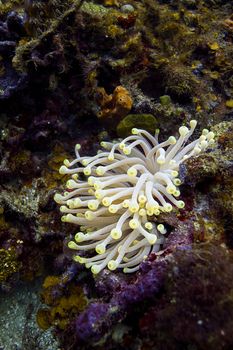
<box><xmin>0</xmin><ymin>1</ymin><xmax>233</xmax><ymax>349</ymax></box>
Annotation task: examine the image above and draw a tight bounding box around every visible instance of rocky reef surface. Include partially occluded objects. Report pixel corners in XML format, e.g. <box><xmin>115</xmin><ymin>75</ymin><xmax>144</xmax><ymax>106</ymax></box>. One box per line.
<box><xmin>0</xmin><ymin>1</ymin><xmax>233</xmax><ymax>349</ymax></box>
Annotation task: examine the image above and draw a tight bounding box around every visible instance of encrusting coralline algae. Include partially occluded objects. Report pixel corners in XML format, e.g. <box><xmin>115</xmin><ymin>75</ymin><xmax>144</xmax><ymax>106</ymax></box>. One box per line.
<box><xmin>54</xmin><ymin>120</ymin><xmax>215</xmax><ymax>274</ymax></box>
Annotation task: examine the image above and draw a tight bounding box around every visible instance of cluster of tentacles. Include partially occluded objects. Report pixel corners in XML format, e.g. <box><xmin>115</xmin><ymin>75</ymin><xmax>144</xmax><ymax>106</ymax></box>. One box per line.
<box><xmin>54</xmin><ymin>120</ymin><xmax>215</xmax><ymax>273</ymax></box>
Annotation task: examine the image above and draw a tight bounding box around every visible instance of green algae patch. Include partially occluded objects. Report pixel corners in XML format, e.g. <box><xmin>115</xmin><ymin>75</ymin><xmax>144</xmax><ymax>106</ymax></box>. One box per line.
<box><xmin>117</xmin><ymin>114</ymin><xmax>158</xmax><ymax>137</ymax></box>
<box><xmin>226</xmin><ymin>100</ymin><xmax>233</xmax><ymax>108</ymax></box>
<box><xmin>160</xmin><ymin>95</ymin><xmax>171</xmax><ymax>106</ymax></box>
<box><xmin>81</xmin><ymin>1</ymin><xmax>109</xmax><ymax>16</ymax></box>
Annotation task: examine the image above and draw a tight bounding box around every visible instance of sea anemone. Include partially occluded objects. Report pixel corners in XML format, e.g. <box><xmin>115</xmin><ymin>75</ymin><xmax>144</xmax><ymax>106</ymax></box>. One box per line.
<box><xmin>54</xmin><ymin>120</ymin><xmax>215</xmax><ymax>274</ymax></box>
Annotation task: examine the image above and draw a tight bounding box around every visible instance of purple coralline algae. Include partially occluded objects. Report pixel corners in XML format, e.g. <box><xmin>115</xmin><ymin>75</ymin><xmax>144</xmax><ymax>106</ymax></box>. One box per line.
<box><xmin>74</xmin><ymin>220</ymin><xmax>194</xmax><ymax>344</ymax></box>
